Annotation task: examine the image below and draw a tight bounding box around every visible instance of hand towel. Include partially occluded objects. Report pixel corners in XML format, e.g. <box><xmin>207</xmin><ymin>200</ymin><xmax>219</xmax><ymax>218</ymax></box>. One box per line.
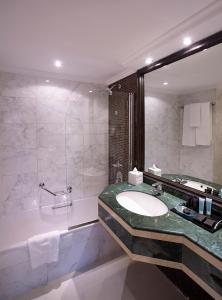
<box><xmin>189</xmin><ymin>103</ymin><xmax>201</xmax><ymax>127</ymax></box>
<box><xmin>196</xmin><ymin>102</ymin><xmax>212</xmax><ymax>146</ymax></box>
<box><xmin>182</xmin><ymin>104</ymin><xmax>196</xmax><ymax>146</ymax></box>
<box><xmin>28</xmin><ymin>231</ymin><xmax>60</xmax><ymax>269</ymax></box>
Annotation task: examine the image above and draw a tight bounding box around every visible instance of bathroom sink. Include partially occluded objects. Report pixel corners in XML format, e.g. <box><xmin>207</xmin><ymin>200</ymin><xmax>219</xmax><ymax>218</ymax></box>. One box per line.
<box><xmin>116</xmin><ymin>191</ymin><xmax>168</xmax><ymax>217</ymax></box>
<box><xmin>183</xmin><ymin>180</ymin><xmax>215</xmax><ymax>192</ymax></box>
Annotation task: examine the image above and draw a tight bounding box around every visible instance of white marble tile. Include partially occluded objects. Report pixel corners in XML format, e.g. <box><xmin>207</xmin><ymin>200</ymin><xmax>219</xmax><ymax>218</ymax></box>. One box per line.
<box><xmin>0</xmin><ymin>123</ymin><xmax>37</xmax><ymax>151</ymax></box>
<box><xmin>66</xmin><ymin>121</ymin><xmax>84</xmax><ymax>135</ymax></box>
<box><xmin>83</xmin><ymin>174</ymin><xmax>108</xmax><ymax>197</ymax></box>
<box><xmin>179</xmin><ymin>146</ymin><xmax>213</xmax><ymax>181</ymax></box>
<box><xmin>0</xmin><ymin>261</ymin><xmax>47</xmax><ymax>298</ymax></box>
<box><xmin>0</xmin><ymin>149</ymin><xmax>37</xmax><ymax>176</ymax></box>
<box><xmin>0</xmin><ymin>71</ymin><xmax>108</xmax><ymax>221</ymax></box>
<box><xmin>0</xmin><ymin>244</ymin><xmax>29</xmax><ymax>270</ymax></box>
<box><xmin>84</xmin><ymin>134</ymin><xmax>108</xmax><ymax>146</ymax></box>
<box><xmin>83</xmin><ymin>144</ymin><xmax>108</xmax><ymax>173</ymax></box>
<box><xmin>0</xmin><ymin>72</ymin><xmax>38</xmax><ymax>98</ymax></box>
<box><xmin>0</xmin><ymin>259</ymin><xmax>47</xmax><ymax>287</ymax></box>
<box><xmin>37</xmin><ymin>97</ymin><xmax>70</xmax><ymax>124</ymax></box>
<box><xmin>0</xmin><ymin>96</ymin><xmax>37</xmax><ymax>124</ymax></box>
<box><xmin>83</xmin><ymin>123</ymin><xmax>108</xmax><ymax>134</ymax></box>
<box><xmin>47</xmin><ymin>223</ymin><xmax>121</xmax><ymax>282</ymax></box>
<box><xmin>37</xmin><ymin>147</ymin><xmax>66</xmax><ymax>173</ymax></box>
<box><xmin>0</xmin><ymin>172</ymin><xmax>38</xmax><ymax>215</ymax></box>
<box><xmin>65</xmin><ymin>97</ymin><xmax>86</xmax><ymax>124</ymax></box>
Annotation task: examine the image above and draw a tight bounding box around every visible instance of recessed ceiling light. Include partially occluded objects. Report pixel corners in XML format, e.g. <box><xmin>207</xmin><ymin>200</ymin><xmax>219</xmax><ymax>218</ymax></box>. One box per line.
<box><xmin>45</xmin><ymin>79</ymin><xmax>50</xmax><ymax>83</ymax></box>
<box><xmin>89</xmin><ymin>90</ymin><xmax>93</xmax><ymax>93</ymax></box>
<box><xmin>54</xmin><ymin>60</ymin><xmax>62</xmax><ymax>68</ymax></box>
<box><xmin>145</xmin><ymin>57</ymin><xmax>153</xmax><ymax>65</ymax></box>
<box><xmin>163</xmin><ymin>82</ymin><xmax>168</xmax><ymax>86</ymax></box>
<box><xmin>183</xmin><ymin>37</ymin><xmax>192</xmax><ymax>46</ymax></box>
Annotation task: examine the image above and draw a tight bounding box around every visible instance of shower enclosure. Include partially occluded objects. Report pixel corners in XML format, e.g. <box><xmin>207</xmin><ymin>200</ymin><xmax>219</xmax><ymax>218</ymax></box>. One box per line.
<box><xmin>37</xmin><ymin>88</ymin><xmax>109</xmax><ymax>232</ymax></box>
<box><xmin>0</xmin><ymin>74</ymin><xmax>109</xmax><ymax>250</ymax></box>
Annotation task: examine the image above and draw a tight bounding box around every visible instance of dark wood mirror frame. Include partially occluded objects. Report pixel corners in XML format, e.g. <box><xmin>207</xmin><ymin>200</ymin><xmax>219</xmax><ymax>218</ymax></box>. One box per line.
<box><xmin>134</xmin><ymin>30</ymin><xmax>222</xmax><ymax>206</ymax></box>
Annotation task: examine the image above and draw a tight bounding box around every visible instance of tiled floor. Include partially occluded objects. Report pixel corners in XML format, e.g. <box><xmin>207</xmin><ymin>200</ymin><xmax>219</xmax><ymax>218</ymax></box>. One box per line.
<box><xmin>20</xmin><ymin>256</ymin><xmax>185</xmax><ymax>300</ymax></box>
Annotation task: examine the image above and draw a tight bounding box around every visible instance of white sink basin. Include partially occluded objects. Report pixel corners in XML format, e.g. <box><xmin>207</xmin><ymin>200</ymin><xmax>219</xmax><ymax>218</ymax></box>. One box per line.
<box><xmin>116</xmin><ymin>191</ymin><xmax>168</xmax><ymax>217</ymax></box>
<box><xmin>183</xmin><ymin>180</ymin><xmax>215</xmax><ymax>192</ymax></box>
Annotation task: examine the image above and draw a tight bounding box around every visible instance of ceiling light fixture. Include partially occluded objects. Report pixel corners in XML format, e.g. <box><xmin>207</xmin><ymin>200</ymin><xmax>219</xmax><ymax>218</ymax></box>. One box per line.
<box><xmin>183</xmin><ymin>37</ymin><xmax>192</xmax><ymax>46</ymax></box>
<box><xmin>45</xmin><ymin>79</ymin><xmax>50</xmax><ymax>83</ymax></box>
<box><xmin>163</xmin><ymin>82</ymin><xmax>168</xmax><ymax>86</ymax></box>
<box><xmin>54</xmin><ymin>60</ymin><xmax>62</xmax><ymax>68</ymax></box>
<box><xmin>89</xmin><ymin>90</ymin><xmax>93</xmax><ymax>93</ymax></box>
<box><xmin>145</xmin><ymin>57</ymin><xmax>153</xmax><ymax>65</ymax></box>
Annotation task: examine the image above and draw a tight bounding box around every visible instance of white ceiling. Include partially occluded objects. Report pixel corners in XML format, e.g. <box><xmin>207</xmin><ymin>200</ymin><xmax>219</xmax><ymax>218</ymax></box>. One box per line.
<box><xmin>0</xmin><ymin>0</ymin><xmax>222</xmax><ymax>83</ymax></box>
<box><xmin>145</xmin><ymin>42</ymin><xmax>222</xmax><ymax>94</ymax></box>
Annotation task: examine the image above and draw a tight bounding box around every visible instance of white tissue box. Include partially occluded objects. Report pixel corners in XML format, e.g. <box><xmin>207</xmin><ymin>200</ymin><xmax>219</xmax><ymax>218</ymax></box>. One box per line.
<box><xmin>128</xmin><ymin>168</ymin><xmax>143</xmax><ymax>185</ymax></box>
<box><xmin>148</xmin><ymin>164</ymin><xmax>162</xmax><ymax>176</ymax></box>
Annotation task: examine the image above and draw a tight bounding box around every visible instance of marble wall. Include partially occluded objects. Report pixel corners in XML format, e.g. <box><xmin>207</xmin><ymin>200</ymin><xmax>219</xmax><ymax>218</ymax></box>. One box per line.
<box><xmin>178</xmin><ymin>89</ymin><xmax>216</xmax><ymax>181</ymax></box>
<box><xmin>213</xmin><ymin>86</ymin><xmax>222</xmax><ymax>184</ymax></box>
<box><xmin>0</xmin><ymin>71</ymin><xmax>108</xmax><ymax>226</ymax></box>
<box><xmin>145</xmin><ymin>89</ymin><xmax>216</xmax><ymax>182</ymax></box>
<box><xmin>145</xmin><ymin>92</ymin><xmax>180</xmax><ymax>174</ymax></box>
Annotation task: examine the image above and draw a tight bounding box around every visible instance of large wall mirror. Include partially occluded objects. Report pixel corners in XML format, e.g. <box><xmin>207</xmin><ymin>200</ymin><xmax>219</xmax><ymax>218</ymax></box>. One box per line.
<box><xmin>141</xmin><ymin>32</ymin><xmax>222</xmax><ymax>198</ymax></box>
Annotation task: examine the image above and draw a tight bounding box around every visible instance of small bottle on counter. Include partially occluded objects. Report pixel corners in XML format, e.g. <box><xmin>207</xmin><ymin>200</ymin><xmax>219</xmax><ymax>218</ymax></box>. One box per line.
<box><xmin>206</xmin><ymin>197</ymin><xmax>212</xmax><ymax>216</ymax></box>
<box><xmin>128</xmin><ymin>167</ymin><xmax>143</xmax><ymax>185</ymax></box>
<box><xmin>198</xmin><ymin>197</ymin><xmax>205</xmax><ymax>214</ymax></box>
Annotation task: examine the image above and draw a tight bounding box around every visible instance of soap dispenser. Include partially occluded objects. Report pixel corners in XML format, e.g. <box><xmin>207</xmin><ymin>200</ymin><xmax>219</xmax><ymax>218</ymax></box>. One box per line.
<box><xmin>128</xmin><ymin>167</ymin><xmax>143</xmax><ymax>185</ymax></box>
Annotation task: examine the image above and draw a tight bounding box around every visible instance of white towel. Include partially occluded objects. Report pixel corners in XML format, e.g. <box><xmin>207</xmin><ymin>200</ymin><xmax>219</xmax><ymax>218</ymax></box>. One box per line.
<box><xmin>189</xmin><ymin>103</ymin><xmax>201</xmax><ymax>127</ymax></box>
<box><xmin>28</xmin><ymin>231</ymin><xmax>60</xmax><ymax>269</ymax></box>
<box><xmin>196</xmin><ymin>102</ymin><xmax>212</xmax><ymax>146</ymax></box>
<box><xmin>182</xmin><ymin>104</ymin><xmax>196</xmax><ymax>146</ymax></box>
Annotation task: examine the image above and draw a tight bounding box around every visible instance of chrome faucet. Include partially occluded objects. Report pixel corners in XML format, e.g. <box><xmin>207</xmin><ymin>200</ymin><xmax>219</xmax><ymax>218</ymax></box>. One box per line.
<box><xmin>152</xmin><ymin>182</ymin><xmax>163</xmax><ymax>196</ymax></box>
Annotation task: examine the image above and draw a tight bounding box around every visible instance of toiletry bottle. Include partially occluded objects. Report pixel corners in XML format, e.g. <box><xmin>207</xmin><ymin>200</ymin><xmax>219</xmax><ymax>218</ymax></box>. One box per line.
<box><xmin>206</xmin><ymin>197</ymin><xmax>212</xmax><ymax>216</ymax></box>
<box><xmin>198</xmin><ymin>197</ymin><xmax>205</xmax><ymax>214</ymax></box>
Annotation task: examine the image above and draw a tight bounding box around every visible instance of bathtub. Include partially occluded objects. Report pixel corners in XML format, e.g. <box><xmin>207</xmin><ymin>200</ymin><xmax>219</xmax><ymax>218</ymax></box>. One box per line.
<box><xmin>0</xmin><ymin>196</ymin><xmax>99</xmax><ymax>251</ymax></box>
<box><xmin>0</xmin><ymin>197</ymin><xmax>122</xmax><ymax>299</ymax></box>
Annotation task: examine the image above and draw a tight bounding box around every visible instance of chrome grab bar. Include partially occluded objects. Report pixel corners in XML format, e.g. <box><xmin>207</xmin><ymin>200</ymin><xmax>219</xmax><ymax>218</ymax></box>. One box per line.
<box><xmin>52</xmin><ymin>201</ymin><xmax>72</xmax><ymax>209</ymax></box>
<box><xmin>39</xmin><ymin>183</ymin><xmax>72</xmax><ymax>197</ymax></box>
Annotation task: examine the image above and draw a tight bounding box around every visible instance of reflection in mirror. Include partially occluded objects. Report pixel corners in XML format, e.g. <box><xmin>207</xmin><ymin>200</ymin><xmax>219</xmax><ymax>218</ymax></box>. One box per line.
<box><xmin>144</xmin><ymin>42</ymin><xmax>222</xmax><ymax>194</ymax></box>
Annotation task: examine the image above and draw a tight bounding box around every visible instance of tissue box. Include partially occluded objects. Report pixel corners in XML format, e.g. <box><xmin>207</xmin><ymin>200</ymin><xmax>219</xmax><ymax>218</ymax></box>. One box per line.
<box><xmin>128</xmin><ymin>168</ymin><xmax>143</xmax><ymax>185</ymax></box>
<box><xmin>148</xmin><ymin>164</ymin><xmax>161</xmax><ymax>176</ymax></box>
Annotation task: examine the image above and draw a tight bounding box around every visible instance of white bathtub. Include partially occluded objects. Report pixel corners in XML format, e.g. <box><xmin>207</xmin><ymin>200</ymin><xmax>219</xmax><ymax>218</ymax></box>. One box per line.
<box><xmin>0</xmin><ymin>197</ymin><xmax>98</xmax><ymax>252</ymax></box>
<box><xmin>0</xmin><ymin>217</ymin><xmax>122</xmax><ymax>299</ymax></box>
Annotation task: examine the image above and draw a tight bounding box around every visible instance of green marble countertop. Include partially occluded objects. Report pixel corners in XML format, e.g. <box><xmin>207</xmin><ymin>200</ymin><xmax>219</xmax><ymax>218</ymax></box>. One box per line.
<box><xmin>99</xmin><ymin>182</ymin><xmax>222</xmax><ymax>261</ymax></box>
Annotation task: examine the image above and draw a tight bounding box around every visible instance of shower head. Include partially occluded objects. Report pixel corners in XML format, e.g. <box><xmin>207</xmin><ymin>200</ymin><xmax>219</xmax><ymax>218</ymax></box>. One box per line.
<box><xmin>106</xmin><ymin>83</ymin><xmax>122</xmax><ymax>95</ymax></box>
<box><xmin>89</xmin><ymin>83</ymin><xmax>121</xmax><ymax>96</ymax></box>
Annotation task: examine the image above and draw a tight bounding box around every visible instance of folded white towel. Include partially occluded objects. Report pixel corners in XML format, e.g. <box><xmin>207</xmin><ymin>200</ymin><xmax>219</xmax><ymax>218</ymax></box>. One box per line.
<box><xmin>196</xmin><ymin>102</ymin><xmax>212</xmax><ymax>146</ymax></box>
<box><xmin>189</xmin><ymin>103</ymin><xmax>201</xmax><ymax>127</ymax></box>
<box><xmin>28</xmin><ymin>231</ymin><xmax>60</xmax><ymax>269</ymax></box>
<box><xmin>182</xmin><ymin>104</ymin><xmax>196</xmax><ymax>146</ymax></box>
